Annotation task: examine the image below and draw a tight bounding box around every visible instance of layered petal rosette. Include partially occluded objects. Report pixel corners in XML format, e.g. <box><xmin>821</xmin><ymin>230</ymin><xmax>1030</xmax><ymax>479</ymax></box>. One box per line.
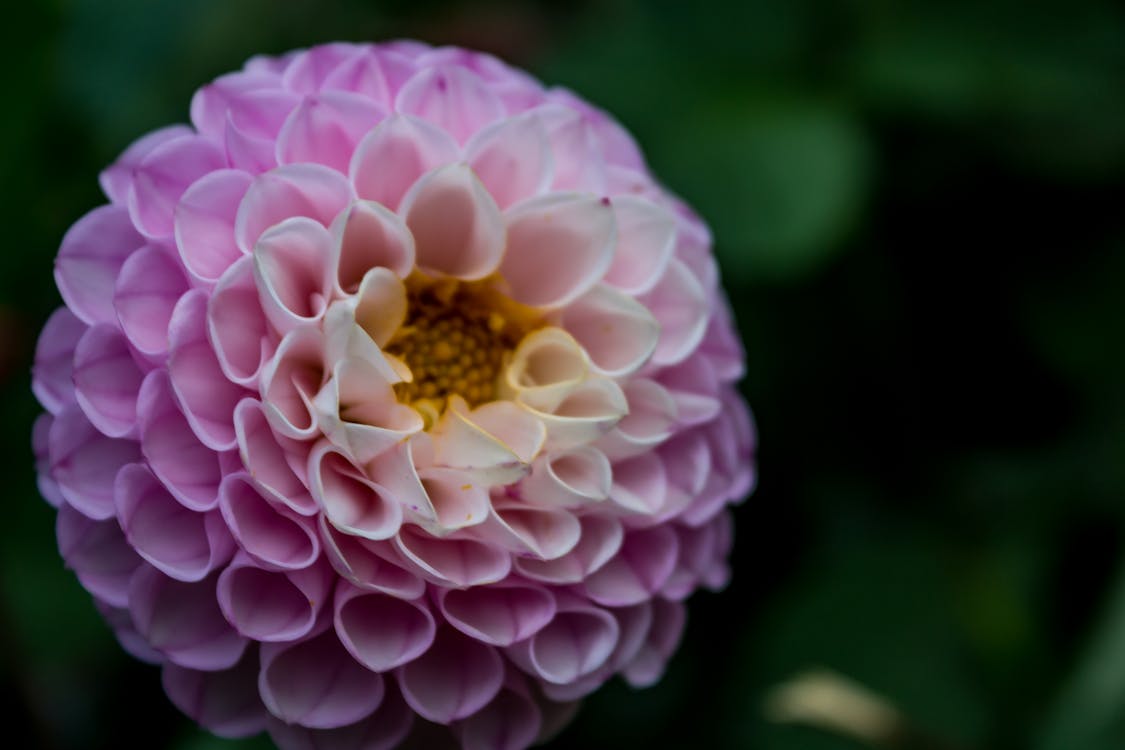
<box><xmin>33</xmin><ymin>41</ymin><xmax>755</xmax><ymax>749</ymax></box>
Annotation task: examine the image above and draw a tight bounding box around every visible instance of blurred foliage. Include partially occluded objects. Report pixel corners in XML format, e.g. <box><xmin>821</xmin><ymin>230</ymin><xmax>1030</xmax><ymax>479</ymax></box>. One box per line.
<box><xmin>2</xmin><ymin>0</ymin><xmax>1125</xmax><ymax>748</ymax></box>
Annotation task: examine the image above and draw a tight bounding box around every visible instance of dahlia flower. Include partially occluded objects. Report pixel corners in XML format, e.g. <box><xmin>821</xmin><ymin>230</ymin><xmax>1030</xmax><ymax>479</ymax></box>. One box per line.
<box><xmin>32</xmin><ymin>41</ymin><xmax>755</xmax><ymax>749</ymax></box>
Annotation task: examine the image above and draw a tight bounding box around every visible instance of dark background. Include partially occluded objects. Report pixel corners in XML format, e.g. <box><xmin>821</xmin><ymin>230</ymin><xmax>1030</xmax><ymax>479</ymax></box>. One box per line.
<box><xmin>3</xmin><ymin>1</ymin><xmax>1125</xmax><ymax>748</ymax></box>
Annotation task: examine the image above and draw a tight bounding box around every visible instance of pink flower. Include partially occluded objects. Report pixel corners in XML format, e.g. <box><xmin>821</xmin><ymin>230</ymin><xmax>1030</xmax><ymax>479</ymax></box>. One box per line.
<box><xmin>33</xmin><ymin>41</ymin><xmax>755</xmax><ymax>749</ymax></box>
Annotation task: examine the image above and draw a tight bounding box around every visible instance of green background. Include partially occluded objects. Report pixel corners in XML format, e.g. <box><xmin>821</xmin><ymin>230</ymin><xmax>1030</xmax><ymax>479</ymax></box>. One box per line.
<box><xmin>2</xmin><ymin>0</ymin><xmax>1125</xmax><ymax>748</ymax></box>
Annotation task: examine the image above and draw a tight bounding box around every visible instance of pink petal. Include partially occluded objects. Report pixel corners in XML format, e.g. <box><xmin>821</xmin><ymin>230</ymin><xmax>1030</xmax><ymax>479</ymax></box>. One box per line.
<box><xmin>253</xmin><ymin>216</ymin><xmax>334</xmax><ymax>332</ymax></box>
<box><xmin>260</xmin><ymin>326</ymin><xmax>326</xmax><ymax>440</ymax></box>
<box><xmin>113</xmin><ymin>243</ymin><xmax>190</xmax><ymax>357</ymax></box>
<box><xmin>127</xmin><ymin>134</ymin><xmax>227</xmax><ymax>238</ymax></box>
<box><xmin>234</xmin><ymin>399</ymin><xmax>317</xmax><ymax>516</ymax></box>
<box><xmin>55</xmin><ymin>204</ymin><xmax>145</xmax><ymax>326</ymax></box>
<box><xmin>277</xmin><ymin>91</ymin><xmax>386</xmax><ymax>172</ymax></box>
<box><xmin>401</xmin><ymin>164</ymin><xmax>504</xmax><ymax>280</ymax></box>
<box><xmin>33</xmin><ymin>414</ymin><xmax>64</xmax><ymax>508</ymax></box>
<box><xmin>56</xmin><ymin>501</ymin><xmax>142</xmax><ymax>607</ymax></box>
<box><xmin>72</xmin><ymin>324</ymin><xmax>145</xmax><ymax>438</ymax></box>
<box><xmin>319</xmin><ymin>518</ymin><xmax>425</xmax><ymax>599</ymax></box>
<box><xmin>559</xmin><ymin>284</ymin><xmax>659</xmax><ymax>377</ymax></box>
<box><xmin>393</xmin><ymin>525</ymin><xmax>511</xmax><ymax>587</ymax></box>
<box><xmin>266</xmin><ymin>685</ymin><xmax>414</xmax><ymax>750</ymax></box>
<box><xmin>640</xmin><ymin>257</ymin><xmax>709</xmax><ymax>366</ymax></box>
<box><xmin>349</xmin><ymin>114</ymin><xmax>459</xmax><ymax>210</ymax></box>
<box><xmin>281</xmin><ymin>43</ymin><xmax>364</xmax><ymax>93</ymax></box>
<box><xmin>218</xmin><ymin>553</ymin><xmax>331</xmax><ymax>642</ymax></box>
<box><xmin>514</xmin><ymin>514</ymin><xmax>623</xmax><ymax>585</ymax></box>
<box><xmin>396</xmin><ymin>625</ymin><xmax>504</xmax><ymax>724</ymax></box>
<box><xmin>481</xmin><ymin>503</ymin><xmax>582</xmax><ymax>561</ymax></box>
<box><xmin>32</xmin><ymin>307</ymin><xmax>86</xmax><ymax>414</ymax></box>
<box><xmin>583</xmin><ymin>526</ymin><xmax>679</xmax><ymax>607</ymax></box>
<box><xmin>321</xmin><ymin>48</ymin><xmax>395</xmax><ymax>102</ymax></box>
<box><xmin>507</xmin><ymin>595</ymin><xmax>619</xmax><ymax>685</ymax></box>
<box><xmin>437</xmin><ymin>580</ymin><xmax>556</xmax><ymax>647</ymax></box>
<box><xmin>175</xmin><ymin>168</ymin><xmax>254</xmax><ymax>284</ymax></box>
<box><xmin>395</xmin><ymin>65</ymin><xmax>504</xmax><ymax>144</ymax></box>
<box><xmin>259</xmin><ymin>626</ymin><xmax>385</xmax><ymax>729</ymax></box>
<box><xmin>129</xmin><ymin>565</ymin><xmax>248</xmax><ymax>670</ymax></box>
<box><xmin>219</xmin><ymin>473</ymin><xmax>320</xmax><ymax>570</ymax></box>
<box><xmin>623</xmin><ymin>598</ymin><xmax>686</xmax><ymax>687</ymax></box>
<box><xmin>191</xmin><ymin>69</ymin><xmax>284</xmax><ymax>137</ymax></box>
<box><xmin>464</xmin><ymin>113</ymin><xmax>553</xmax><ymax>208</ymax></box>
<box><xmin>520</xmin><ymin>446</ymin><xmax>612</xmax><ymax>508</ymax></box>
<box><xmin>209</xmin><ymin>256</ymin><xmax>272</xmax><ymax>387</ymax></box>
<box><xmin>235</xmin><ymin>163</ymin><xmax>353</xmax><ymax>254</ymax></box>
<box><xmin>48</xmin><ymin>404</ymin><xmax>140</xmax><ymax>521</ymax></box>
<box><xmin>414</xmin><ymin>467</ymin><xmax>490</xmax><ymax>532</ymax></box>
<box><xmin>331</xmin><ymin>202</ymin><xmax>415</xmax><ymax>296</ymax></box>
<box><xmin>334</xmin><ymin>584</ymin><xmax>435</xmax><ymax>671</ymax></box>
<box><xmin>603</xmin><ymin>195</ymin><xmax>676</xmax><ymax>294</ymax></box>
<box><xmin>500</xmin><ymin>194</ymin><xmax>615</xmax><ymax>309</ymax></box>
<box><xmin>308</xmin><ymin>442</ymin><xmax>404</xmax><ymax>541</ymax></box>
<box><xmin>535</xmin><ymin>104</ymin><xmax>606</xmax><ymax>193</ymax></box>
<box><xmin>168</xmin><ymin>290</ymin><xmax>250</xmax><ymax>450</ymax></box>
<box><xmin>656</xmin><ymin>356</ymin><xmax>722</xmax><ymax>427</ymax></box>
<box><xmin>100</xmin><ymin>124</ymin><xmax>194</xmax><ymax>204</ymax></box>
<box><xmin>609</xmin><ymin>451</ymin><xmax>668</xmax><ymax>515</ymax></box>
<box><xmin>455</xmin><ymin>673</ymin><xmax>543</xmax><ymax>750</ymax></box>
<box><xmin>162</xmin><ymin>649</ymin><xmax>269</xmax><ymax>739</ymax></box>
<box><xmin>116</xmin><ymin>463</ymin><xmax>234</xmax><ymax>582</ymax></box>
<box><xmin>138</xmin><ymin>370</ymin><xmax>223</xmax><ymax>512</ymax></box>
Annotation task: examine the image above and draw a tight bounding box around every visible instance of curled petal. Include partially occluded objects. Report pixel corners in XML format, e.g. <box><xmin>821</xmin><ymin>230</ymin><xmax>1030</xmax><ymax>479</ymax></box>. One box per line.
<box><xmin>395</xmin><ymin>65</ymin><xmax>504</xmax><ymax>144</ymax></box>
<box><xmin>129</xmin><ymin>566</ymin><xmax>248</xmax><ymax>670</ymax></box>
<box><xmin>640</xmin><ymin>257</ymin><xmax>709</xmax><ymax>366</ymax></box>
<box><xmin>162</xmin><ymin>649</ymin><xmax>269</xmax><ymax>739</ymax></box>
<box><xmin>413</xmin><ymin>467</ymin><xmax>491</xmax><ymax>533</ymax></box>
<box><xmin>73</xmin><ymin>324</ymin><xmax>145</xmax><ymax>439</ymax></box>
<box><xmin>352</xmin><ymin>267</ymin><xmax>408</xmax><ymax>348</ymax></box>
<box><xmin>521</xmin><ymin>376</ymin><xmax>627</xmax><ymax>451</ymax></box>
<box><xmin>138</xmin><ymin>370</ymin><xmax>224</xmax><ymax>512</ymax></box>
<box><xmin>113</xmin><ymin>243</ymin><xmax>190</xmax><ymax>358</ymax></box>
<box><xmin>394</xmin><ymin>524</ymin><xmax>510</xmax><ymax>587</ymax></box>
<box><xmin>503</xmin><ymin>327</ymin><xmax>588</xmax><ymax>412</ymax></box>
<box><xmin>603</xmin><ymin>195</ymin><xmax>677</xmax><ymax>295</ymax></box>
<box><xmin>169</xmin><ymin>290</ymin><xmax>249</xmax><ymax>450</ymax></box>
<box><xmin>48</xmin><ymin>404</ymin><xmax>140</xmax><ymax>521</ymax></box>
<box><xmin>55</xmin><ymin>205</ymin><xmax>145</xmax><ymax>326</ymax></box>
<box><xmin>560</xmin><ymin>284</ymin><xmax>659</xmax><ymax>378</ymax></box>
<box><xmin>500</xmin><ymin>193</ymin><xmax>615</xmax><ymax>309</ymax></box>
<box><xmin>32</xmin><ymin>307</ymin><xmax>86</xmax><ymax>414</ymax></box>
<box><xmin>432</xmin><ymin>397</ymin><xmax>546</xmax><ymax>485</ymax></box>
<box><xmin>334</xmin><ymin>583</ymin><xmax>435</xmax><ymax>671</ymax></box>
<box><xmin>506</xmin><ymin>595</ymin><xmax>619</xmax><ymax>685</ymax></box>
<box><xmin>234</xmin><ymin>399</ymin><xmax>317</xmax><ymax>516</ymax></box>
<box><xmin>276</xmin><ymin>91</ymin><xmax>386</xmax><ymax>172</ymax></box>
<box><xmin>349</xmin><ymin>114</ymin><xmax>459</xmax><ymax>210</ymax></box>
<box><xmin>396</xmin><ymin>625</ymin><xmax>504</xmax><ymax>724</ymax></box>
<box><xmin>464</xmin><ymin>112</ymin><xmax>553</xmax><ymax>208</ymax></box>
<box><xmin>479</xmin><ymin>502</ymin><xmax>582</xmax><ymax>561</ymax></box>
<box><xmin>436</xmin><ymin>580</ymin><xmax>556</xmax><ymax>647</ymax></box>
<box><xmin>313</xmin><ymin>359</ymin><xmax>423</xmax><ymax>464</ymax></box>
<box><xmin>209</xmin><ymin>256</ymin><xmax>272</xmax><ymax>387</ymax></box>
<box><xmin>127</xmin><ymin>134</ymin><xmax>227</xmax><ymax>238</ymax></box>
<box><xmin>253</xmin><ymin>217</ymin><xmax>334</xmax><ymax>333</ymax></box>
<box><xmin>218</xmin><ymin>553</ymin><xmax>332</xmax><ymax>643</ymax></box>
<box><xmin>331</xmin><ymin>201</ymin><xmax>415</xmax><ymax>296</ymax></box>
<box><xmin>116</xmin><ymin>463</ymin><xmax>234</xmax><ymax>582</ymax></box>
<box><xmin>175</xmin><ymin>169</ymin><xmax>254</xmax><ymax>284</ymax></box>
<box><xmin>235</xmin><ymin>163</ymin><xmax>353</xmax><ymax>254</ymax></box>
<box><xmin>259</xmin><ymin>625</ymin><xmax>385</xmax><ymax>729</ymax></box>
<box><xmin>514</xmin><ymin>514</ymin><xmax>623</xmax><ymax>585</ymax></box>
<box><xmin>56</xmin><ymin>501</ymin><xmax>141</xmax><ymax>608</ymax></box>
<box><xmin>308</xmin><ymin>442</ymin><xmax>405</xmax><ymax>541</ymax></box>
<box><xmin>260</xmin><ymin>326</ymin><xmax>327</xmax><ymax>440</ymax></box>
<box><xmin>520</xmin><ymin>446</ymin><xmax>612</xmax><ymax>508</ymax></box>
<box><xmin>583</xmin><ymin>526</ymin><xmax>679</xmax><ymax>607</ymax></box>
<box><xmin>401</xmin><ymin>164</ymin><xmax>504</xmax><ymax>280</ymax></box>
<box><xmin>219</xmin><ymin>473</ymin><xmax>320</xmax><ymax>571</ymax></box>
<box><xmin>319</xmin><ymin>517</ymin><xmax>425</xmax><ymax>599</ymax></box>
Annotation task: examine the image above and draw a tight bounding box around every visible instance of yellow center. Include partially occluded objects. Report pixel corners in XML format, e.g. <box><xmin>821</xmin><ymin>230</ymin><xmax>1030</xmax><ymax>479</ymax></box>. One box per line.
<box><xmin>385</xmin><ymin>275</ymin><xmax>541</xmax><ymax>423</ymax></box>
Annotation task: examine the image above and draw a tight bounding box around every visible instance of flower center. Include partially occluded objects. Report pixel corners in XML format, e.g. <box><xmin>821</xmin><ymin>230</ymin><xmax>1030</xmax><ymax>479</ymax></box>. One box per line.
<box><xmin>385</xmin><ymin>275</ymin><xmax>541</xmax><ymax>423</ymax></box>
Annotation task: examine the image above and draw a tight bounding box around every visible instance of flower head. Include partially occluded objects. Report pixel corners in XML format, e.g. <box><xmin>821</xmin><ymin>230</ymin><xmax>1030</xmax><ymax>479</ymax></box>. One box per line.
<box><xmin>33</xmin><ymin>40</ymin><xmax>755</xmax><ymax>749</ymax></box>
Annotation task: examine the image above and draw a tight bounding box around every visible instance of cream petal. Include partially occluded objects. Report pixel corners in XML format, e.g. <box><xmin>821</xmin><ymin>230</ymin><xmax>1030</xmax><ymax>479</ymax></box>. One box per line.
<box><xmin>313</xmin><ymin>359</ymin><xmax>423</xmax><ymax>464</ymax></box>
<box><xmin>603</xmin><ymin>195</ymin><xmax>677</xmax><ymax>295</ymax></box>
<box><xmin>559</xmin><ymin>284</ymin><xmax>659</xmax><ymax>377</ymax></box>
<box><xmin>330</xmin><ymin>201</ymin><xmax>415</xmax><ymax>296</ymax></box>
<box><xmin>502</xmin><ymin>327</ymin><xmax>588</xmax><ymax>412</ymax></box>
<box><xmin>365</xmin><ymin>438</ymin><xmax>433</xmax><ymax>523</ymax></box>
<box><xmin>595</xmin><ymin>378</ymin><xmax>678</xmax><ymax>461</ymax></box>
<box><xmin>400</xmin><ymin>164</ymin><xmax>504</xmax><ymax>280</ymax></box>
<box><xmin>521</xmin><ymin>377</ymin><xmax>627</xmax><ymax>451</ymax></box>
<box><xmin>253</xmin><ymin>216</ymin><xmax>334</xmax><ymax>334</ymax></box>
<box><xmin>349</xmin><ymin>114</ymin><xmax>459</xmax><ymax>210</ymax></box>
<box><xmin>464</xmin><ymin>113</ymin><xmax>553</xmax><ymax>209</ymax></box>
<box><xmin>500</xmin><ymin>193</ymin><xmax>615</xmax><ymax>309</ymax></box>
<box><xmin>414</xmin><ymin>467</ymin><xmax>491</xmax><ymax>532</ymax></box>
<box><xmin>352</xmin><ymin>267</ymin><xmax>407</xmax><ymax>348</ymax></box>
<box><xmin>322</xmin><ymin>301</ymin><xmax>409</xmax><ymax>384</ymax></box>
<box><xmin>519</xmin><ymin>446</ymin><xmax>611</xmax><ymax>508</ymax></box>
<box><xmin>432</xmin><ymin>397</ymin><xmax>546</xmax><ymax>485</ymax></box>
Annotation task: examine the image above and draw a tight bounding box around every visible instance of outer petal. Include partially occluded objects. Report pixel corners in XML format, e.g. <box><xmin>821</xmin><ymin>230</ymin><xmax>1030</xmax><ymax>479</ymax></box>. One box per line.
<box><xmin>266</xmin><ymin>686</ymin><xmax>414</xmax><ymax>750</ymax></box>
<box><xmin>72</xmin><ymin>324</ymin><xmax>145</xmax><ymax>439</ymax></box>
<box><xmin>455</xmin><ymin>671</ymin><xmax>543</xmax><ymax>750</ymax></box>
<box><xmin>500</xmin><ymin>193</ymin><xmax>615</xmax><ymax>309</ymax></box>
<box><xmin>48</xmin><ymin>404</ymin><xmax>140</xmax><ymax>521</ymax></box>
<box><xmin>162</xmin><ymin>649</ymin><xmax>269</xmax><ymax>739</ymax></box>
<box><xmin>100</xmin><ymin>124</ymin><xmax>194</xmax><ymax>204</ymax></box>
<box><xmin>464</xmin><ymin>113</ymin><xmax>553</xmax><ymax>209</ymax></box>
<box><xmin>127</xmin><ymin>134</ymin><xmax>227</xmax><ymax>238</ymax></box>
<box><xmin>276</xmin><ymin>91</ymin><xmax>386</xmax><ymax>172</ymax></box>
<box><xmin>32</xmin><ymin>307</ymin><xmax>86</xmax><ymax>414</ymax></box>
<box><xmin>514</xmin><ymin>514</ymin><xmax>623</xmax><ymax>585</ymax></box>
<box><xmin>319</xmin><ymin>518</ymin><xmax>425</xmax><ymax>599</ymax></box>
<box><xmin>349</xmin><ymin>114</ymin><xmax>459</xmax><ymax>210</ymax></box>
<box><xmin>436</xmin><ymin>580</ymin><xmax>556</xmax><ymax>647</ymax></box>
<box><xmin>55</xmin><ymin>205</ymin><xmax>145</xmax><ymax>326</ymax></box>
<box><xmin>395</xmin><ymin>65</ymin><xmax>504</xmax><ymax>144</ymax></box>
<box><xmin>218</xmin><ymin>553</ymin><xmax>332</xmax><ymax>643</ymax></box>
<box><xmin>175</xmin><ymin>168</ymin><xmax>254</xmax><ymax>284</ymax></box>
<box><xmin>113</xmin><ymin>243</ymin><xmax>190</xmax><ymax>358</ymax></box>
<box><xmin>56</xmin><ymin>501</ymin><xmax>142</xmax><ymax>607</ymax></box>
<box><xmin>640</xmin><ymin>257</ymin><xmax>709</xmax><ymax>366</ymax></box>
<box><xmin>334</xmin><ymin>583</ymin><xmax>435</xmax><ymax>671</ymax></box>
<box><xmin>583</xmin><ymin>526</ymin><xmax>679</xmax><ymax>607</ymax></box>
<box><xmin>559</xmin><ymin>284</ymin><xmax>659</xmax><ymax>377</ymax></box>
<box><xmin>396</xmin><ymin>625</ymin><xmax>504</xmax><ymax>724</ymax></box>
<box><xmin>209</xmin><ymin>255</ymin><xmax>272</xmax><ymax>387</ymax></box>
<box><xmin>234</xmin><ymin>399</ymin><xmax>317</xmax><ymax>516</ymax></box>
<box><xmin>505</xmin><ymin>594</ymin><xmax>619</xmax><ymax>685</ymax></box>
<box><xmin>603</xmin><ymin>195</ymin><xmax>677</xmax><ymax>295</ymax></box>
<box><xmin>393</xmin><ymin>524</ymin><xmax>511</xmax><ymax>588</ymax></box>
